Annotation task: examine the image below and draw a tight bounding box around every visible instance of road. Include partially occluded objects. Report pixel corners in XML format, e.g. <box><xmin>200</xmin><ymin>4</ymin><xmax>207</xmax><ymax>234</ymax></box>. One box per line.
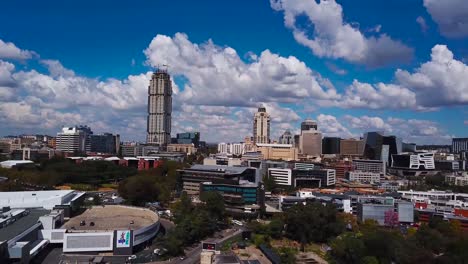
<box><xmin>174</xmin><ymin>228</ymin><xmax>244</xmax><ymax>264</ymax></box>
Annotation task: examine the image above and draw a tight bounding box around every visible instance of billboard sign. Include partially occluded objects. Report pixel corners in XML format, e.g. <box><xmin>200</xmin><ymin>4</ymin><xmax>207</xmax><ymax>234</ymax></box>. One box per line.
<box><xmin>116</xmin><ymin>230</ymin><xmax>131</xmax><ymax>248</ymax></box>
<box><xmin>202</xmin><ymin>241</ymin><xmax>217</xmax><ymax>252</ymax></box>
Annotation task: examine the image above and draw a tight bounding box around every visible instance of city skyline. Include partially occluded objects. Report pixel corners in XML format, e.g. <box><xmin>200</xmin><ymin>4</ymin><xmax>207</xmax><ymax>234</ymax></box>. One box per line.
<box><xmin>0</xmin><ymin>0</ymin><xmax>467</xmax><ymax>144</ymax></box>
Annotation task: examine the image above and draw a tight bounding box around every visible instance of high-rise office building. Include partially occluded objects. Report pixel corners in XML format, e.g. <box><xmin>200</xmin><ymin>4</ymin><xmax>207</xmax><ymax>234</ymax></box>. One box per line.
<box><xmin>301</xmin><ymin>119</ymin><xmax>317</xmax><ymax>132</ymax></box>
<box><xmin>253</xmin><ymin>106</ymin><xmax>270</xmax><ymax>144</ymax></box>
<box><xmin>322</xmin><ymin>137</ymin><xmax>341</xmax><ymax>154</ymax></box>
<box><xmin>362</xmin><ymin>132</ymin><xmax>385</xmax><ymax>160</ymax></box>
<box><xmin>453</xmin><ymin>138</ymin><xmax>468</xmax><ymax>153</ymax></box>
<box><xmin>279</xmin><ymin>130</ymin><xmax>294</xmax><ymax>145</ymax></box>
<box><xmin>90</xmin><ymin>133</ymin><xmax>119</xmax><ymax>154</ymax></box>
<box><xmin>56</xmin><ymin>126</ymin><xmax>93</xmax><ymax>153</ymax></box>
<box><xmin>300</xmin><ymin>130</ymin><xmax>322</xmax><ymax>156</ymax></box>
<box><xmin>340</xmin><ymin>138</ymin><xmax>364</xmax><ymax>156</ymax></box>
<box><xmin>175</xmin><ymin>132</ymin><xmax>200</xmax><ymax>147</ymax></box>
<box><xmin>147</xmin><ymin>69</ymin><xmax>172</xmax><ymax>146</ymax></box>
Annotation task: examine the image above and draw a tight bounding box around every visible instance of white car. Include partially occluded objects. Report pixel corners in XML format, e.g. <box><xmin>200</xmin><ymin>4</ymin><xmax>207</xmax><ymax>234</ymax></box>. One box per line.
<box><xmin>231</xmin><ymin>220</ymin><xmax>243</xmax><ymax>226</ymax></box>
<box><xmin>128</xmin><ymin>255</ymin><xmax>137</xmax><ymax>260</ymax></box>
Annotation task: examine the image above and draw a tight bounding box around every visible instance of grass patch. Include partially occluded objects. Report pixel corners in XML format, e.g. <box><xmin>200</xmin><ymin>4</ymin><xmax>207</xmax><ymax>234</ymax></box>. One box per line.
<box><xmin>69</xmin><ymin>183</ymin><xmax>96</xmax><ymax>191</ymax></box>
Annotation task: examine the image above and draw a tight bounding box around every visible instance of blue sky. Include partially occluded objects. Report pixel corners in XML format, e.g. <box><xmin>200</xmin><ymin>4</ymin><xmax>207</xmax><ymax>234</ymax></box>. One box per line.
<box><xmin>0</xmin><ymin>0</ymin><xmax>467</xmax><ymax>144</ymax></box>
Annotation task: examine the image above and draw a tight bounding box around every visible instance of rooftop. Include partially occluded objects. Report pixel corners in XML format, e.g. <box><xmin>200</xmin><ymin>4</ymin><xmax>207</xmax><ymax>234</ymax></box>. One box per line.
<box><xmin>0</xmin><ymin>209</ymin><xmax>50</xmax><ymax>242</ymax></box>
<box><xmin>62</xmin><ymin>205</ymin><xmax>158</xmax><ymax>231</ymax></box>
<box><xmin>256</xmin><ymin>143</ymin><xmax>293</xmax><ymax>148</ymax></box>
<box><xmin>0</xmin><ymin>160</ymin><xmax>34</xmax><ymax>168</ymax></box>
<box><xmin>184</xmin><ymin>164</ymin><xmax>252</xmax><ymax>174</ymax></box>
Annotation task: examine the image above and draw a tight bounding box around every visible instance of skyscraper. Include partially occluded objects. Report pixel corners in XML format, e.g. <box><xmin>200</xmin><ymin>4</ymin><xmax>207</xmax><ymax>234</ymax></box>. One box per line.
<box><xmin>300</xmin><ymin>130</ymin><xmax>322</xmax><ymax>156</ymax></box>
<box><xmin>147</xmin><ymin>69</ymin><xmax>172</xmax><ymax>146</ymax></box>
<box><xmin>453</xmin><ymin>138</ymin><xmax>468</xmax><ymax>153</ymax></box>
<box><xmin>56</xmin><ymin>126</ymin><xmax>93</xmax><ymax>153</ymax></box>
<box><xmin>322</xmin><ymin>137</ymin><xmax>341</xmax><ymax>154</ymax></box>
<box><xmin>362</xmin><ymin>131</ymin><xmax>384</xmax><ymax>160</ymax></box>
<box><xmin>301</xmin><ymin>119</ymin><xmax>317</xmax><ymax>132</ymax></box>
<box><xmin>253</xmin><ymin>106</ymin><xmax>270</xmax><ymax>144</ymax></box>
<box><xmin>279</xmin><ymin>129</ymin><xmax>294</xmax><ymax>145</ymax></box>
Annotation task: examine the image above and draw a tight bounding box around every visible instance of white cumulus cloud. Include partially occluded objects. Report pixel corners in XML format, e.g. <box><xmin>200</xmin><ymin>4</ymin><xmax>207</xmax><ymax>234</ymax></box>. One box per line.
<box><xmin>270</xmin><ymin>0</ymin><xmax>413</xmax><ymax>67</ymax></box>
<box><xmin>144</xmin><ymin>33</ymin><xmax>339</xmax><ymax>107</ymax></box>
<box><xmin>423</xmin><ymin>0</ymin><xmax>468</xmax><ymax>38</ymax></box>
<box><xmin>0</xmin><ymin>39</ymin><xmax>34</xmax><ymax>60</ymax></box>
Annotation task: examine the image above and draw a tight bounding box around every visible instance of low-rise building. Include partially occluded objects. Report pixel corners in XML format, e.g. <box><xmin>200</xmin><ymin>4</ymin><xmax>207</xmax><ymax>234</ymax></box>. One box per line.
<box><xmin>268</xmin><ymin>168</ymin><xmax>292</xmax><ymax>186</ymax></box>
<box><xmin>356</xmin><ymin>196</ymin><xmax>413</xmax><ymax>225</ymax></box>
<box><xmin>178</xmin><ymin>165</ymin><xmax>257</xmax><ymax>195</ymax></box>
<box><xmin>167</xmin><ymin>143</ymin><xmax>197</xmax><ymax>155</ymax></box>
<box><xmin>255</xmin><ymin>143</ymin><xmax>298</xmax><ymax>161</ymax></box>
<box><xmin>347</xmin><ymin>171</ymin><xmax>381</xmax><ymax>184</ymax></box>
<box><xmin>200</xmin><ymin>182</ymin><xmax>264</xmax><ymax>217</ymax></box>
<box><xmin>293</xmin><ymin>169</ymin><xmax>336</xmax><ymax>188</ymax></box>
<box><xmin>445</xmin><ymin>174</ymin><xmax>468</xmax><ymax>186</ymax></box>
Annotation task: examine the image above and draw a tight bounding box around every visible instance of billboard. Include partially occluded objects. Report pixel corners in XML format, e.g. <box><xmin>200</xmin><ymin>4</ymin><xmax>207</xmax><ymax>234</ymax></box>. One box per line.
<box><xmin>116</xmin><ymin>230</ymin><xmax>131</xmax><ymax>248</ymax></box>
<box><xmin>202</xmin><ymin>241</ymin><xmax>216</xmax><ymax>252</ymax></box>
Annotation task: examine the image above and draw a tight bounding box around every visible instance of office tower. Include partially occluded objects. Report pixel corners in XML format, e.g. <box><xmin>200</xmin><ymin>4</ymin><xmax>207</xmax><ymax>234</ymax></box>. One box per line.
<box><xmin>56</xmin><ymin>126</ymin><xmax>93</xmax><ymax>153</ymax></box>
<box><xmin>322</xmin><ymin>137</ymin><xmax>341</xmax><ymax>154</ymax></box>
<box><xmin>402</xmin><ymin>142</ymin><xmax>417</xmax><ymax>152</ymax></box>
<box><xmin>391</xmin><ymin>152</ymin><xmax>436</xmax><ymax>177</ymax></box>
<box><xmin>218</xmin><ymin>142</ymin><xmax>229</xmax><ymax>154</ymax></box>
<box><xmin>90</xmin><ymin>133</ymin><xmax>119</xmax><ymax>154</ymax></box>
<box><xmin>231</xmin><ymin>143</ymin><xmax>245</xmax><ymax>156</ymax></box>
<box><xmin>147</xmin><ymin>69</ymin><xmax>172</xmax><ymax>146</ymax></box>
<box><xmin>301</xmin><ymin>119</ymin><xmax>317</xmax><ymax>132</ymax></box>
<box><xmin>175</xmin><ymin>132</ymin><xmax>200</xmax><ymax>147</ymax></box>
<box><xmin>300</xmin><ymin>130</ymin><xmax>322</xmax><ymax>156</ymax></box>
<box><xmin>353</xmin><ymin>159</ymin><xmax>386</xmax><ymax>176</ymax></box>
<box><xmin>294</xmin><ymin>135</ymin><xmax>300</xmax><ymax>149</ymax></box>
<box><xmin>340</xmin><ymin>138</ymin><xmax>364</xmax><ymax>156</ymax></box>
<box><xmin>253</xmin><ymin>106</ymin><xmax>270</xmax><ymax>144</ymax></box>
<box><xmin>362</xmin><ymin>132</ymin><xmax>385</xmax><ymax>160</ymax></box>
<box><xmin>279</xmin><ymin>129</ymin><xmax>294</xmax><ymax>145</ymax></box>
<box><xmin>452</xmin><ymin>138</ymin><xmax>468</xmax><ymax>153</ymax></box>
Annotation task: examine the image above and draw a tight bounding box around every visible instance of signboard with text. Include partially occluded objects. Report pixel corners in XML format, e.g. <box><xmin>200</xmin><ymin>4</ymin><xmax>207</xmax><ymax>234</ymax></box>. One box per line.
<box><xmin>116</xmin><ymin>230</ymin><xmax>131</xmax><ymax>248</ymax></box>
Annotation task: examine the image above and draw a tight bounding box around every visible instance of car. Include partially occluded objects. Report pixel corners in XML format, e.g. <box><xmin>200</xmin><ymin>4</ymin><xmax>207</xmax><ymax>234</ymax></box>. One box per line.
<box><xmin>180</xmin><ymin>256</ymin><xmax>185</xmax><ymax>260</ymax></box>
<box><xmin>128</xmin><ymin>255</ymin><xmax>137</xmax><ymax>260</ymax></box>
<box><xmin>231</xmin><ymin>220</ymin><xmax>243</xmax><ymax>226</ymax></box>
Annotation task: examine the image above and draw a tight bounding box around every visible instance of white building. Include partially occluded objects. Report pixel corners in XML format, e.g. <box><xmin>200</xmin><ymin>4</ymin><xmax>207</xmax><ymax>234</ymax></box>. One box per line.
<box><xmin>445</xmin><ymin>174</ymin><xmax>468</xmax><ymax>186</ymax></box>
<box><xmin>353</xmin><ymin>159</ymin><xmax>386</xmax><ymax>175</ymax></box>
<box><xmin>268</xmin><ymin>168</ymin><xmax>292</xmax><ymax>186</ymax></box>
<box><xmin>0</xmin><ymin>160</ymin><xmax>34</xmax><ymax>168</ymax></box>
<box><xmin>217</xmin><ymin>143</ymin><xmax>245</xmax><ymax>155</ymax></box>
<box><xmin>348</xmin><ymin>171</ymin><xmax>381</xmax><ymax>184</ymax></box>
<box><xmin>231</xmin><ymin>143</ymin><xmax>245</xmax><ymax>156</ymax></box>
<box><xmin>0</xmin><ymin>190</ymin><xmax>85</xmax><ymax>210</ymax></box>
<box><xmin>253</xmin><ymin>106</ymin><xmax>270</xmax><ymax>144</ymax></box>
<box><xmin>147</xmin><ymin>69</ymin><xmax>172</xmax><ymax>146</ymax></box>
<box><xmin>294</xmin><ymin>163</ymin><xmax>315</xmax><ymax>170</ymax></box>
<box><xmin>218</xmin><ymin>143</ymin><xmax>229</xmax><ymax>154</ymax></box>
<box><xmin>56</xmin><ymin>126</ymin><xmax>92</xmax><ymax>153</ymax></box>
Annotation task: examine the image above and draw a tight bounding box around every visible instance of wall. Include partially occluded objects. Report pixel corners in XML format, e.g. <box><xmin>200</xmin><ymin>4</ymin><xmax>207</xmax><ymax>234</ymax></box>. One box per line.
<box><xmin>63</xmin><ymin>232</ymin><xmax>114</xmax><ymax>252</ymax></box>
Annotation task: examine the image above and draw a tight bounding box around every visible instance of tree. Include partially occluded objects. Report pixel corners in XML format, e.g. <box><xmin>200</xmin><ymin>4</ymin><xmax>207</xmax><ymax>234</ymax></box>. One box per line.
<box><xmin>330</xmin><ymin>233</ymin><xmax>366</xmax><ymax>264</ymax></box>
<box><xmin>172</xmin><ymin>192</ymin><xmax>194</xmax><ymax>223</ymax></box>
<box><xmin>268</xmin><ymin>218</ymin><xmax>285</xmax><ymax>239</ymax></box>
<box><xmin>262</xmin><ymin>174</ymin><xmax>276</xmax><ymax>192</ymax></box>
<box><xmin>200</xmin><ymin>191</ymin><xmax>225</xmax><ymax>221</ymax></box>
<box><xmin>284</xmin><ymin>202</ymin><xmax>345</xmax><ymax>246</ymax></box>
<box><xmin>118</xmin><ymin>175</ymin><xmax>159</xmax><ymax>205</ymax></box>
<box><xmin>384</xmin><ymin>210</ymin><xmax>399</xmax><ymax>228</ymax></box>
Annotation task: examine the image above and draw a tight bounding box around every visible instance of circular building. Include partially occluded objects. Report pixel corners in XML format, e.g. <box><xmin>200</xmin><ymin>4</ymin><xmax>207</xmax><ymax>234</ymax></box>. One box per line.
<box><xmin>60</xmin><ymin>205</ymin><xmax>160</xmax><ymax>254</ymax></box>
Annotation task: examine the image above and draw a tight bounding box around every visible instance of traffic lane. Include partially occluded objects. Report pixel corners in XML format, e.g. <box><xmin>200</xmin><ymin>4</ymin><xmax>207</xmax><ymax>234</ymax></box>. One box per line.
<box><xmin>178</xmin><ymin>228</ymin><xmax>244</xmax><ymax>264</ymax></box>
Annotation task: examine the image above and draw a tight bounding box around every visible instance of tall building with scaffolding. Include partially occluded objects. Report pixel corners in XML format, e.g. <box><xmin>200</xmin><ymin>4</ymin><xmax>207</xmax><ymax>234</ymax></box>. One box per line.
<box><xmin>147</xmin><ymin>69</ymin><xmax>172</xmax><ymax>146</ymax></box>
